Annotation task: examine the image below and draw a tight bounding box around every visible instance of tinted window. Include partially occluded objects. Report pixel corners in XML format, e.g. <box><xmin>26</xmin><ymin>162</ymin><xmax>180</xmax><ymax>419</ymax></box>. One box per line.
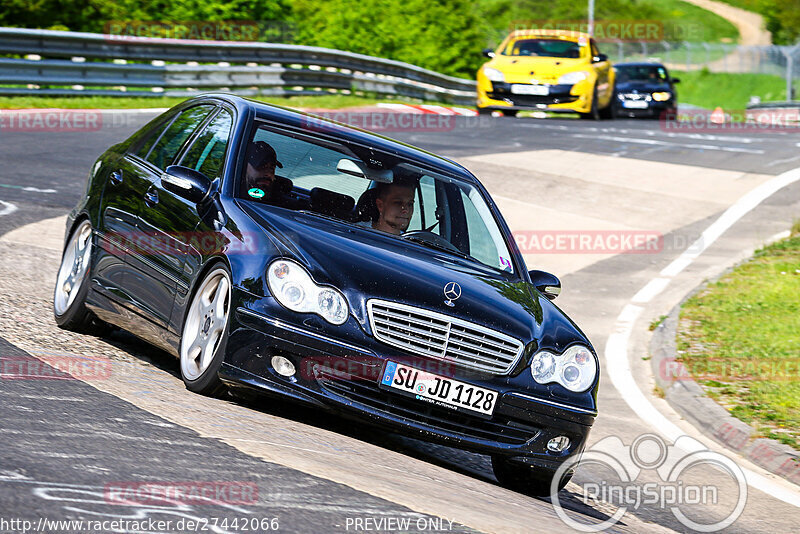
<box><xmin>132</xmin><ymin>113</ymin><xmax>176</xmax><ymax>159</ymax></box>
<box><xmin>180</xmin><ymin>109</ymin><xmax>233</xmax><ymax>180</ymax></box>
<box><xmin>146</xmin><ymin>105</ymin><xmax>214</xmax><ymax>170</ymax></box>
<box><xmin>504</xmin><ymin>39</ymin><xmax>582</xmax><ymax>58</ymax></box>
<box><xmin>615</xmin><ymin>65</ymin><xmax>668</xmax><ymax>82</ymax></box>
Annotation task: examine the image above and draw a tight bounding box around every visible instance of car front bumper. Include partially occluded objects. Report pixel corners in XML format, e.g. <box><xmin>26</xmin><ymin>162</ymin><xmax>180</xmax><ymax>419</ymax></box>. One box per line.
<box><xmin>477</xmin><ymin>82</ymin><xmax>593</xmax><ymax>114</ymax></box>
<box><xmin>220</xmin><ymin>302</ymin><xmax>595</xmax><ymax>471</ymax></box>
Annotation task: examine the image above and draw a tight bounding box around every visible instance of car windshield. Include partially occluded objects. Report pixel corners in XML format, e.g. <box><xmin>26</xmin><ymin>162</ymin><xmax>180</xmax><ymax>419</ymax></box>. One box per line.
<box><xmin>240</xmin><ymin>122</ymin><xmax>516</xmax><ymax>274</ymax></box>
<box><xmin>503</xmin><ymin>38</ymin><xmax>582</xmax><ymax>58</ymax></box>
<box><xmin>615</xmin><ymin>65</ymin><xmax>668</xmax><ymax>83</ymax></box>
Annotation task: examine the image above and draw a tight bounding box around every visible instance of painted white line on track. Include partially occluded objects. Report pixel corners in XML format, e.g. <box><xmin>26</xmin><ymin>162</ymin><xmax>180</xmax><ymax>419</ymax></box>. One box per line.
<box><xmin>605</xmin><ymin>165</ymin><xmax>800</xmax><ymax>507</ymax></box>
<box><xmin>572</xmin><ymin>134</ymin><xmax>765</xmax><ymax>154</ymax></box>
<box><xmin>0</xmin><ymin>184</ymin><xmax>57</xmax><ymax>194</ymax></box>
<box><xmin>0</xmin><ymin>200</ymin><xmax>18</xmax><ymax>217</ymax></box>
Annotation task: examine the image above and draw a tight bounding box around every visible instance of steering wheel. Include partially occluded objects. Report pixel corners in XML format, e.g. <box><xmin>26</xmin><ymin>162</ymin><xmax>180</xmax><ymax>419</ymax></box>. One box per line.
<box><xmin>402</xmin><ymin>230</ymin><xmax>462</xmax><ymax>254</ymax></box>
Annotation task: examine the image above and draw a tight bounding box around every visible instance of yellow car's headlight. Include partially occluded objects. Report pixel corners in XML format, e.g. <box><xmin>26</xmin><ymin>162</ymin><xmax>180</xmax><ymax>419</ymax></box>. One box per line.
<box><xmin>557</xmin><ymin>71</ymin><xmax>589</xmax><ymax>85</ymax></box>
<box><xmin>652</xmin><ymin>91</ymin><xmax>671</xmax><ymax>102</ymax></box>
<box><xmin>483</xmin><ymin>67</ymin><xmax>505</xmax><ymax>82</ymax></box>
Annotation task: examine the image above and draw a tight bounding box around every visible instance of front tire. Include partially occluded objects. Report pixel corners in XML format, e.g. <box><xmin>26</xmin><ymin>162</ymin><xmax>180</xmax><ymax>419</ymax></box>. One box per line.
<box><xmin>501</xmin><ymin>109</ymin><xmax>518</xmax><ymax>117</ymax></box>
<box><xmin>491</xmin><ymin>455</ymin><xmax>572</xmax><ymax>496</ymax></box>
<box><xmin>54</xmin><ymin>220</ymin><xmax>97</xmax><ymax>332</ymax></box>
<box><xmin>179</xmin><ymin>264</ymin><xmax>232</xmax><ymax>396</ymax></box>
<box><xmin>579</xmin><ymin>86</ymin><xmax>601</xmax><ymax>120</ymax></box>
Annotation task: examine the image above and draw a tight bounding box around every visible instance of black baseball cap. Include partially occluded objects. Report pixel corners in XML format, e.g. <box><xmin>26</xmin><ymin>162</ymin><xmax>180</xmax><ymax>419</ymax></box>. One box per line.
<box><xmin>249</xmin><ymin>141</ymin><xmax>283</xmax><ymax>168</ymax></box>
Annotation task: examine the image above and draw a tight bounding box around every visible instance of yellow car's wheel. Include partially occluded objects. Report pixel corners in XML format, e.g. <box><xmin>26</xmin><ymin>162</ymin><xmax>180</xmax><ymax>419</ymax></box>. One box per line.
<box><xmin>579</xmin><ymin>86</ymin><xmax>601</xmax><ymax>120</ymax></box>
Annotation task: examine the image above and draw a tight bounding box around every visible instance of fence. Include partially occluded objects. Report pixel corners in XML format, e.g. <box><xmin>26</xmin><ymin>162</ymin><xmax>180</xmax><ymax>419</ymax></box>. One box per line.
<box><xmin>602</xmin><ymin>40</ymin><xmax>800</xmax><ymax>101</ymax></box>
<box><xmin>1</xmin><ymin>27</ymin><xmax>799</xmax><ymax>103</ymax></box>
<box><xmin>0</xmin><ymin>27</ymin><xmax>477</xmax><ymax>105</ymax></box>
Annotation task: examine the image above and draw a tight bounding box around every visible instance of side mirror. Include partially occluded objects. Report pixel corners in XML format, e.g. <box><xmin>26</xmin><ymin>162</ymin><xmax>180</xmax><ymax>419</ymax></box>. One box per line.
<box><xmin>162</xmin><ymin>165</ymin><xmax>212</xmax><ymax>204</ymax></box>
<box><xmin>482</xmin><ymin>48</ymin><xmax>496</xmax><ymax>58</ymax></box>
<box><xmin>671</xmin><ymin>77</ymin><xmax>681</xmax><ymax>84</ymax></box>
<box><xmin>529</xmin><ymin>269</ymin><xmax>561</xmax><ymax>300</ymax></box>
<box><xmin>336</xmin><ymin>158</ymin><xmax>393</xmax><ymax>183</ymax></box>
<box><xmin>593</xmin><ymin>53</ymin><xmax>608</xmax><ymax>63</ymax></box>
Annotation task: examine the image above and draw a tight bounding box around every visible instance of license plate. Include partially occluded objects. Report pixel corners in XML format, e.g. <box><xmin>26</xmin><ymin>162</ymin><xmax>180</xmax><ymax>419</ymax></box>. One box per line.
<box><xmin>511</xmin><ymin>84</ymin><xmax>549</xmax><ymax>96</ymax></box>
<box><xmin>623</xmin><ymin>100</ymin><xmax>649</xmax><ymax>109</ymax></box>
<box><xmin>380</xmin><ymin>361</ymin><xmax>498</xmax><ymax>416</ymax></box>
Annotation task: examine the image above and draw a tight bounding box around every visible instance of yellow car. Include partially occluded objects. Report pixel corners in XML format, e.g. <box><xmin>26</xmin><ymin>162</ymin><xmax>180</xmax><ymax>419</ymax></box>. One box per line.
<box><xmin>477</xmin><ymin>30</ymin><xmax>615</xmax><ymax>119</ymax></box>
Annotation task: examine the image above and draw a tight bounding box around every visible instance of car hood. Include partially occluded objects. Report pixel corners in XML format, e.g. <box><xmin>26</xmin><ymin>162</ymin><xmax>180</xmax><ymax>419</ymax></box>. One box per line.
<box><xmin>615</xmin><ymin>80</ymin><xmax>671</xmax><ymax>93</ymax></box>
<box><xmin>243</xmin><ymin>204</ymin><xmax>588</xmax><ymax>349</ymax></box>
<box><xmin>487</xmin><ymin>56</ymin><xmax>589</xmax><ymax>83</ymax></box>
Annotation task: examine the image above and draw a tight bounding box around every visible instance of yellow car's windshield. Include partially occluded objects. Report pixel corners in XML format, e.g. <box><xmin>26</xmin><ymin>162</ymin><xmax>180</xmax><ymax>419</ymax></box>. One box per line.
<box><xmin>503</xmin><ymin>38</ymin><xmax>582</xmax><ymax>58</ymax></box>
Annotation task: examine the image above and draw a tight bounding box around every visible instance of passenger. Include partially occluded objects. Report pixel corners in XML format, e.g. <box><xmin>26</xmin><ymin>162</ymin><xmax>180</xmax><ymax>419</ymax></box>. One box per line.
<box><xmin>371</xmin><ymin>179</ymin><xmax>415</xmax><ymax>235</ymax></box>
<box><xmin>241</xmin><ymin>141</ymin><xmax>283</xmax><ymax>199</ymax></box>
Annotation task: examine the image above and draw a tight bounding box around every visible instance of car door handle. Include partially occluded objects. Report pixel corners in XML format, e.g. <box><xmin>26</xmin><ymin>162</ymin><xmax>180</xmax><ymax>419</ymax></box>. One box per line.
<box><xmin>144</xmin><ymin>188</ymin><xmax>159</xmax><ymax>206</ymax></box>
<box><xmin>110</xmin><ymin>170</ymin><xmax>123</xmax><ymax>185</ymax></box>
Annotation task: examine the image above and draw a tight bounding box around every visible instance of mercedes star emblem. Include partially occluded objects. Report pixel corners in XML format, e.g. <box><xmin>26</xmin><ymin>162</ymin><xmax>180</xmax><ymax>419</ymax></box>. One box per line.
<box><xmin>443</xmin><ymin>282</ymin><xmax>461</xmax><ymax>306</ymax></box>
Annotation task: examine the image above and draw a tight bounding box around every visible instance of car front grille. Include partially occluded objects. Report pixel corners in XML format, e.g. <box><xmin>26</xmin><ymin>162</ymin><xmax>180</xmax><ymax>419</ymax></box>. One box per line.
<box><xmin>314</xmin><ymin>367</ymin><xmax>539</xmax><ymax>445</ymax></box>
<box><xmin>367</xmin><ymin>299</ymin><xmax>524</xmax><ymax>375</ymax></box>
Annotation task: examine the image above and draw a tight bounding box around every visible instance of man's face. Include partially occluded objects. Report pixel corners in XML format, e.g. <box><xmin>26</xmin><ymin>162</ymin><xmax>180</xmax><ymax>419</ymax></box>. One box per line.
<box><xmin>374</xmin><ymin>185</ymin><xmax>415</xmax><ymax>235</ymax></box>
<box><xmin>245</xmin><ymin>160</ymin><xmax>276</xmax><ymax>191</ymax></box>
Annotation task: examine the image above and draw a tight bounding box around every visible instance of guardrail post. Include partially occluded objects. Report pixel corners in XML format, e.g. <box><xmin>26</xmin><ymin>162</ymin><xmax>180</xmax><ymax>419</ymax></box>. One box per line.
<box><xmin>780</xmin><ymin>45</ymin><xmax>800</xmax><ymax>102</ymax></box>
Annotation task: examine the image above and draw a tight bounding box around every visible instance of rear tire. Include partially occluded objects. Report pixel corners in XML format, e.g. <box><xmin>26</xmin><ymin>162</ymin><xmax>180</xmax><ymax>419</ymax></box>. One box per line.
<box><xmin>501</xmin><ymin>109</ymin><xmax>518</xmax><ymax>117</ymax></box>
<box><xmin>476</xmin><ymin>107</ymin><xmax>492</xmax><ymax>116</ymax></box>
<box><xmin>491</xmin><ymin>455</ymin><xmax>572</xmax><ymax>496</ymax></box>
<box><xmin>179</xmin><ymin>264</ymin><xmax>232</xmax><ymax>396</ymax></box>
<box><xmin>54</xmin><ymin>220</ymin><xmax>100</xmax><ymax>333</ymax></box>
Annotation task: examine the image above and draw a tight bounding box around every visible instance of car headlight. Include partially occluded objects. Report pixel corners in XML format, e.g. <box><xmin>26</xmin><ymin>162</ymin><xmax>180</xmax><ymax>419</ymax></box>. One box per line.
<box><xmin>557</xmin><ymin>71</ymin><xmax>589</xmax><ymax>85</ymax></box>
<box><xmin>267</xmin><ymin>259</ymin><xmax>349</xmax><ymax>325</ymax></box>
<box><xmin>531</xmin><ymin>345</ymin><xmax>597</xmax><ymax>392</ymax></box>
<box><xmin>652</xmin><ymin>91</ymin><xmax>671</xmax><ymax>102</ymax></box>
<box><xmin>483</xmin><ymin>67</ymin><xmax>505</xmax><ymax>82</ymax></box>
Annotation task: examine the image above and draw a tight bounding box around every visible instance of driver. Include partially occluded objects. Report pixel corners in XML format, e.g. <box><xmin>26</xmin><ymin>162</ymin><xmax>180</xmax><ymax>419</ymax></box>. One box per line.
<box><xmin>241</xmin><ymin>141</ymin><xmax>283</xmax><ymax>199</ymax></box>
<box><xmin>372</xmin><ymin>179</ymin><xmax>415</xmax><ymax>235</ymax></box>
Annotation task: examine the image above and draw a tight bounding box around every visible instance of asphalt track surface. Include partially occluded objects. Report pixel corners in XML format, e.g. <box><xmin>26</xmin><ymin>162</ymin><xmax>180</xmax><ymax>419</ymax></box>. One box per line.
<box><xmin>1</xmin><ymin>110</ymin><xmax>800</xmax><ymax>533</ymax></box>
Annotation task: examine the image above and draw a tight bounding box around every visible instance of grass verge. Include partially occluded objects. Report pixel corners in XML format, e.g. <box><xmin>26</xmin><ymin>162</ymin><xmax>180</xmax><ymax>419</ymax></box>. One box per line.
<box><xmin>671</xmin><ymin>69</ymin><xmax>787</xmax><ymax>110</ymax></box>
<box><xmin>0</xmin><ymin>94</ymin><xmax>451</xmax><ymax>110</ymax></box>
<box><xmin>677</xmin><ymin>233</ymin><xmax>800</xmax><ymax>449</ymax></box>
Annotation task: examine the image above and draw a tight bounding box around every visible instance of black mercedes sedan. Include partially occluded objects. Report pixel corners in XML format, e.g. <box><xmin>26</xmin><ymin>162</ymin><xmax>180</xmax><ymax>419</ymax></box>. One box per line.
<box><xmin>612</xmin><ymin>62</ymin><xmax>679</xmax><ymax>118</ymax></box>
<box><xmin>53</xmin><ymin>94</ymin><xmax>598</xmax><ymax>495</ymax></box>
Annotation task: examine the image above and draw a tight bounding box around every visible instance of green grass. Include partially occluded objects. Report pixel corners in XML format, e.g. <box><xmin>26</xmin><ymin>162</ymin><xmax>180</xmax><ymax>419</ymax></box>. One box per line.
<box><xmin>0</xmin><ymin>94</ymin><xmax>452</xmax><ymax>110</ymax></box>
<box><xmin>671</xmin><ymin>69</ymin><xmax>787</xmax><ymax>110</ymax></box>
<box><xmin>677</xmin><ymin>234</ymin><xmax>800</xmax><ymax>449</ymax></box>
<box><xmin>479</xmin><ymin>0</ymin><xmax>739</xmax><ymax>44</ymax></box>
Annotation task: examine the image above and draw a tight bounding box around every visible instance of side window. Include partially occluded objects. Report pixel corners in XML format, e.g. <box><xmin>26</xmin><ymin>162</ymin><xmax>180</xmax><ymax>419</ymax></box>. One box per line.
<box><xmin>146</xmin><ymin>105</ymin><xmax>214</xmax><ymax>170</ymax></box>
<box><xmin>132</xmin><ymin>113</ymin><xmax>176</xmax><ymax>159</ymax></box>
<box><xmin>180</xmin><ymin>109</ymin><xmax>233</xmax><ymax>181</ymax></box>
<box><xmin>591</xmin><ymin>40</ymin><xmax>600</xmax><ymax>58</ymax></box>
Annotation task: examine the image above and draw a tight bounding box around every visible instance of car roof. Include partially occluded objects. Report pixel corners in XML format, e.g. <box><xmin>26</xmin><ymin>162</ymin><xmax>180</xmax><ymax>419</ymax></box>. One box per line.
<box><xmin>193</xmin><ymin>93</ymin><xmax>479</xmax><ymax>184</ymax></box>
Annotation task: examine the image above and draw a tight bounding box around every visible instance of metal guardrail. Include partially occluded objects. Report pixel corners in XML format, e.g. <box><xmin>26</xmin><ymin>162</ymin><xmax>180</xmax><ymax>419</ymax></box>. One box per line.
<box><xmin>0</xmin><ymin>27</ymin><xmax>477</xmax><ymax>104</ymax></box>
